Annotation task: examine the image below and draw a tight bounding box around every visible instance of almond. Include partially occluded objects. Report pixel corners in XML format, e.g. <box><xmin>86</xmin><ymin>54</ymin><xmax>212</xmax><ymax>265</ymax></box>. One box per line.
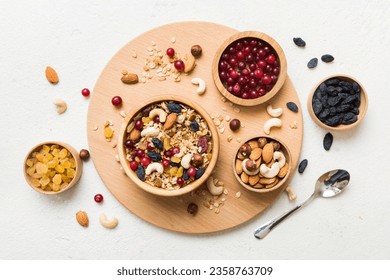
<box><xmin>184</xmin><ymin>53</ymin><xmax>196</xmax><ymax>73</ymax></box>
<box><xmin>76</xmin><ymin>211</ymin><xmax>89</xmax><ymax>227</ymax></box>
<box><xmin>265</xmin><ymin>178</ymin><xmax>280</xmax><ymax>189</ymax></box>
<box><xmin>235</xmin><ymin>159</ymin><xmax>243</xmax><ymax>175</ymax></box>
<box><xmin>45</xmin><ymin>66</ymin><xmax>59</xmax><ymax>84</ymax></box>
<box><xmin>249</xmin><ymin>175</ymin><xmax>260</xmax><ymax>186</ymax></box>
<box><xmin>253</xmin><ymin>183</ymin><xmax>265</xmax><ymax>189</ymax></box>
<box><xmin>249</xmin><ymin>147</ymin><xmax>262</xmax><ymax>161</ymax></box>
<box><xmin>121</xmin><ymin>73</ymin><xmax>139</xmax><ymax>84</ymax></box>
<box><xmin>129</xmin><ymin>128</ymin><xmax>141</xmax><ymax>141</ymax></box>
<box><xmin>163</xmin><ymin>113</ymin><xmax>177</xmax><ymax>130</ymax></box>
<box><xmin>278</xmin><ymin>162</ymin><xmax>289</xmax><ymax>178</ymax></box>
<box><xmin>240</xmin><ymin>172</ymin><xmax>249</xmax><ymax>184</ymax></box>
<box><xmin>259</xmin><ymin>177</ymin><xmax>276</xmax><ymax>185</ymax></box>
<box><xmin>262</xmin><ymin>143</ymin><xmax>274</xmax><ymax>163</ymax></box>
<box><xmin>248</xmin><ymin>140</ymin><xmax>259</xmax><ymax>149</ymax></box>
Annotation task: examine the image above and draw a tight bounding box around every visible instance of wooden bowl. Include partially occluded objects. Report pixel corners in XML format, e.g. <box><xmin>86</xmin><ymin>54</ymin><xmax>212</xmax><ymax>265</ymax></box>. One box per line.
<box><xmin>118</xmin><ymin>95</ymin><xmax>219</xmax><ymax>197</ymax></box>
<box><xmin>212</xmin><ymin>31</ymin><xmax>287</xmax><ymax>107</ymax></box>
<box><xmin>307</xmin><ymin>74</ymin><xmax>368</xmax><ymax>131</ymax></box>
<box><xmin>23</xmin><ymin>141</ymin><xmax>83</xmax><ymax>194</ymax></box>
<box><xmin>233</xmin><ymin>136</ymin><xmax>291</xmax><ymax>193</ymax></box>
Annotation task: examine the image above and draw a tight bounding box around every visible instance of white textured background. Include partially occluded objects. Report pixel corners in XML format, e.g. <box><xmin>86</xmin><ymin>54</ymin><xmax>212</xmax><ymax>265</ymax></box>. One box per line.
<box><xmin>1</xmin><ymin>0</ymin><xmax>389</xmax><ymax>260</ymax></box>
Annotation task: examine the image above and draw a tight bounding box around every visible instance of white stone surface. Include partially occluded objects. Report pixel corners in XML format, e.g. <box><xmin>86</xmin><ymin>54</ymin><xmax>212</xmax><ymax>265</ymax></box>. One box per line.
<box><xmin>1</xmin><ymin>0</ymin><xmax>389</xmax><ymax>260</ymax></box>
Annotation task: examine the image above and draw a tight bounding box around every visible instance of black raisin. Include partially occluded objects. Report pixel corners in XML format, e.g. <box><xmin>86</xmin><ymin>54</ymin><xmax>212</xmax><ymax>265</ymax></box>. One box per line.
<box><xmin>307</xmin><ymin>58</ymin><xmax>318</xmax><ymax>69</ymax></box>
<box><xmin>327</xmin><ymin>96</ymin><xmax>342</xmax><ymax>106</ymax></box>
<box><xmin>298</xmin><ymin>159</ymin><xmax>308</xmax><ymax>173</ymax></box>
<box><xmin>350</xmin><ymin>107</ymin><xmax>359</xmax><ymax>115</ymax></box>
<box><xmin>195</xmin><ymin>167</ymin><xmax>205</xmax><ymax>179</ymax></box>
<box><xmin>352</xmin><ymin>82</ymin><xmax>361</xmax><ymax>93</ymax></box>
<box><xmin>187</xmin><ymin>203</ymin><xmax>198</xmax><ymax>215</ymax></box>
<box><xmin>321</xmin><ymin>54</ymin><xmax>334</xmax><ymax>63</ymax></box>
<box><xmin>286</xmin><ymin>101</ymin><xmax>299</xmax><ymax>113</ymax></box>
<box><xmin>319</xmin><ymin>108</ymin><xmax>330</xmax><ymax>120</ymax></box>
<box><xmin>182</xmin><ymin>170</ymin><xmax>189</xmax><ymax>180</ymax></box>
<box><xmin>324</xmin><ymin>115</ymin><xmax>342</xmax><ymax>126</ymax></box>
<box><xmin>293</xmin><ymin>37</ymin><xmax>306</xmax><ymax>47</ymax></box>
<box><xmin>151</xmin><ymin>138</ymin><xmax>163</xmax><ymax>150</ymax></box>
<box><xmin>319</xmin><ymin>83</ymin><xmax>328</xmax><ymax>93</ymax></box>
<box><xmin>325</xmin><ymin>78</ymin><xmax>339</xmax><ymax>86</ymax></box>
<box><xmin>342</xmin><ymin>94</ymin><xmax>357</xmax><ymax>105</ymax></box>
<box><xmin>190</xmin><ymin>120</ymin><xmax>199</xmax><ymax>132</ymax></box>
<box><xmin>170</xmin><ymin>161</ymin><xmax>181</xmax><ymax>167</ymax></box>
<box><xmin>313</xmin><ymin>100</ymin><xmax>323</xmax><ymax>115</ymax></box>
<box><xmin>136</xmin><ymin>165</ymin><xmax>145</xmax><ymax>181</ymax></box>
<box><xmin>323</xmin><ymin>132</ymin><xmax>333</xmax><ymax>151</ymax></box>
<box><xmin>166</xmin><ymin>102</ymin><xmax>182</xmax><ymax>113</ymax></box>
<box><xmin>342</xmin><ymin>112</ymin><xmax>357</xmax><ymax>124</ymax></box>
<box><xmin>147</xmin><ymin>151</ymin><xmax>162</xmax><ymax>162</ymax></box>
<box><xmin>336</xmin><ymin>104</ymin><xmax>350</xmax><ymax>113</ymax></box>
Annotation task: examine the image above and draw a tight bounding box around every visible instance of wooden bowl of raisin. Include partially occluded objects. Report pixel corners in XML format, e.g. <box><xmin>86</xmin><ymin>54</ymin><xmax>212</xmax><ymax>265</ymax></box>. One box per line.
<box><xmin>307</xmin><ymin>74</ymin><xmax>368</xmax><ymax>131</ymax></box>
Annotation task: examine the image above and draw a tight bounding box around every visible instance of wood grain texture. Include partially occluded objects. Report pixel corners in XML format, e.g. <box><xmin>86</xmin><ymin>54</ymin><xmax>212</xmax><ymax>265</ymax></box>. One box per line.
<box><xmin>87</xmin><ymin>22</ymin><xmax>303</xmax><ymax>234</ymax></box>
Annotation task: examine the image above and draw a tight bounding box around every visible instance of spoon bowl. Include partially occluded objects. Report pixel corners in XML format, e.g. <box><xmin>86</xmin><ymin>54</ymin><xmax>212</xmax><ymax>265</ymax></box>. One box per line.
<box><xmin>254</xmin><ymin>169</ymin><xmax>350</xmax><ymax>239</ymax></box>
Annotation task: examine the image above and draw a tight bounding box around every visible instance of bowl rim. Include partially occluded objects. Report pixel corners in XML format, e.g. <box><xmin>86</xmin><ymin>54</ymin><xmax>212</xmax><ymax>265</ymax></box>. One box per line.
<box><xmin>212</xmin><ymin>31</ymin><xmax>287</xmax><ymax>107</ymax></box>
<box><xmin>232</xmin><ymin>135</ymin><xmax>292</xmax><ymax>193</ymax></box>
<box><xmin>118</xmin><ymin>95</ymin><xmax>220</xmax><ymax>197</ymax></box>
<box><xmin>307</xmin><ymin>74</ymin><xmax>368</xmax><ymax>131</ymax></box>
<box><xmin>23</xmin><ymin>141</ymin><xmax>83</xmax><ymax>195</ymax></box>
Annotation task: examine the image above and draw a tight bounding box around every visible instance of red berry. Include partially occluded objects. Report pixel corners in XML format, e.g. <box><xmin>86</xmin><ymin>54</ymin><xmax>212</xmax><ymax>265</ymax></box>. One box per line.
<box><xmin>146</xmin><ymin>143</ymin><xmax>153</xmax><ymax>150</ymax></box>
<box><xmin>166</xmin><ymin>47</ymin><xmax>175</xmax><ymax>58</ymax></box>
<box><xmin>266</xmin><ymin>54</ymin><xmax>276</xmax><ymax>64</ymax></box>
<box><xmin>233</xmin><ymin>84</ymin><xmax>241</xmax><ymax>93</ymax></box>
<box><xmin>262</xmin><ymin>75</ymin><xmax>272</xmax><ymax>85</ymax></box>
<box><xmin>140</xmin><ymin>157</ymin><xmax>151</xmax><ymax>167</ymax></box>
<box><xmin>135</xmin><ymin>149</ymin><xmax>145</xmax><ymax>158</ymax></box>
<box><xmin>187</xmin><ymin>167</ymin><xmax>197</xmax><ymax>178</ymax></box>
<box><xmin>172</xmin><ymin>147</ymin><xmax>180</xmax><ymax>155</ymax></box>
<box><xmin>130</xmin><ymin>161</ymin><xmax>138</xmax><ymax>171</ymax></box>
<box><xmin>153</xmin><ymin>116</ymin><xmax>160</xmax><ymax>123</ymax></box>
<box><xmin>254</xmin><ymin>68</ymin><xmax>263</xmax><ymax>79</ymax></box>
<box><xmin>177</xmin><ymin>178</ymin><xmax>185</xmax><ymax>186</ymax></box>
<box><xmin>134</xmin><ymin>120</ymin><xmax>143</xmax><ymax>130</ymax></box>
<box><xmin>111</xmin><ymin>96</ymin><xmax>122</xmax><ymax>106</ymax></box>
<box><xmin>94</xmin><ymin>194</ymin><xmax>104</xmax><ymax>203</ymax></box>
<box><xmin>81</xmin><ymin>88</ymin><xmax>90</xmax><ymax>97</ymax></box>
<box><xmin>124</xmin><ymin>139</ymin><xmax>135</xmax><ymax>149</ymax></box>
<box><xmin>174</xmin><ymin>59</ymin><xmax>185</xmax><ymax>71</ymax></box>
<box><xmin>229</xmin><ymin>69</ymin><xmax>238</xmax><ymax>79</ymax></box>
<box><xmin>164</xmin><ymin>150</ymin><xmax>173</xmax><ymax>158</ymax></box>
<box><xmin>162</xmin><ymin>159</ymin><xmax>170</xmax><ymax>168</ymax></box>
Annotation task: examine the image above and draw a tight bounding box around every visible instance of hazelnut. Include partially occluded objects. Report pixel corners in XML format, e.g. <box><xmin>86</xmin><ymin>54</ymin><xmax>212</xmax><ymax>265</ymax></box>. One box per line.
<box><xmin>79</xmin><ymin>149</ymin><xmax>90</xmax><ymax>160</ymax></box>
<box><xmin>270</xmin><ymin>141</ymin><xmax>280</xmax><ymax>151</ymax></box>
<box><xmin>191</xmin><ymin>153</ymin><xmax>203</xmax><ymax>167</ymax></box>
<box><xmin>191</xmin><ymin>45</ymin><xmax>202</xmax><ymax>58</ymax></box>
<box><xmin>258</xmin><ymin>137</ymin><xmax>268</xmax><ymax>148</ymax></box>
<box><xmin>187</xmin><ymin>202</ymin><xmax>198</xmax><ymax>215</ymax></box>
<box><xmin>229</xmin><ymin>119</ymin><xmax>241</xmax><ymax>131</ymax></box>
<box><xmin>245</xmin><ymin>159</ymin><xmax>257</xmax><ymax>172</ymax></box>
<box><xmin>239</xmin><ymin>143</ymin><xmax>252</xmax><ymax>157</ymax></box>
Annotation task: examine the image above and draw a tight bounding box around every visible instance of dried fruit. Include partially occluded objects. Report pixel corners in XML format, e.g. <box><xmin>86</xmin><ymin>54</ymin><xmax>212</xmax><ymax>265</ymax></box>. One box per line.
<box><xmin>195</xmin><ymin>167</ymin><xmax>205</xmax><ymax>179</ymax></box>
<box><xmin>166</xmin><ymin>102</ymin><xmax>182</xmax><ymax>113</ymax></box>
<box><xmin>321</xmin><ymin>54</ymin><xmax>334</xmax><ymax>63</ymax></box>
<box><xmin>135</xmin><ymin>165</ymin><xmax>145</xmax><ymax>181</ymax></box>
<box><xmin>45</xmin><ymin>66</ymin><xmax>59</xmax><ymax>84</ymax></box>
<box><xmin>94</xmin><ymin>194</ymin><xmax>104</xmax><ymax>203</ymax></box>
<box><xmin>190</xmin><ymin>120</ymin><xmax>199</xmax><ymax>132</ymax></box>
<box><xmin>79</xmin><ymin>149</ymin><xmax>90</xmax><ymax>160</ymax></box>
<box><xmin>323</xmin><ymin>132</ymin><xmax>333</xmax><ymax>151</ymax></box>
<box><xmin>298</xmin><ymin>159</ymin><xmax>308</xmax><ymax>174</ymax></box>
<box><xmin>307</xmin><ymin>58</ymin><xmax>318</xmax><ymax>69</ymax></box>
<box><xmin>151</xmin><ymin>138</ymin><xmax>163</xmax><ymax>150</ymax></box>
<box><xmin>187</xmin><ymin>202</ymin><xmax>198</xmax><ymax>215</ymax></box>
<box><xmin>111</xmin><ymin>96</ymin><xmax>123</xmax><ymax>106</ymax></box>
<box><xmin>191</xmin><ymin>45</ymin><xmax>202</xmax><ymax>58</ymax></box>
<box><xmin>174</xmin><ymin>59</ymin><xmax>185</xmax><ymax>71</ymax></box>
<box><xmin>286</xmin><ymin>102</ymin><xmax>299</xmax><ymax>113</ymax></box>
<box><xmin>121</xmin><ymin>73</ymin><xmax>139</xmax><ymax>84</ymax></box>
<box><xmin>76</xmin><ymin>211</ymin><xmax>89</xmax><ymax>227</ymax></box>
<box><xmin>81</xmin><ymin>88</ymin><xmax>90</xmax><ymax>97</ymax></box>
<box><xmin>293</xmin><ymin>37</ymin><xmax>306</xmax><ymax>47</ymax></box>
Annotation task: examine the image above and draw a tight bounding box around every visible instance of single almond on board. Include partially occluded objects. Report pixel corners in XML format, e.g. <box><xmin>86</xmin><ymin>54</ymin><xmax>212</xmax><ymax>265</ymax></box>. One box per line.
<box><xmin>121</xmin><ymin>73</ymin><xmax>139</xmax><ymax>84</ymax></box>
<box><xmin>45</xmin><ymin>66</ymin><xmax>59</xmax><ymax>84</ymax></box>
<box><xmin>76</xmin><ymin>211</ymin><xmax>89</xmax><ymax>227</ymax></box>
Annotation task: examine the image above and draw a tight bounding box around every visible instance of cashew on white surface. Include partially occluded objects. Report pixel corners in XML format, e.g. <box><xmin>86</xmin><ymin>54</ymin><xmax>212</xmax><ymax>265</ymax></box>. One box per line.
<box><xmin>207</xmin><ymin>176</ymin><xmax>224</xmax><ymax>196</ymax></box>
<box><xmin>99</xmin><ymin>213</ymin><xmax>118</xmax><ymax>229</ymax></box>
<box><xmin>145</xmin><ymin>162</ymin><xmax>164</xmax><ymax>175</ymax></box>
<box><xmin>263</xmin><ymin>118</ymin><xmax>282</xmax><ymax>135</ymax></box>
<box><xmin>148</xmin><ymin>108</ymin><xmax>167</xmax><ymax>122</ymax></box>
<box><xmin>266</xmin><ymin>104</ymin><xmax>283</xmax><ymax>117</ymax></box>
<box><xmin>242</xmin><ymin>159</ymin><xmax>260</xmax><ymax>176</ymax></box>
<box><xmin>53</xmin><ymin>99</ymin><xmax>67</xmax><ymax>114</ymax></box>
<box><xmin>260</xmin><ymin>162</ymin><xmax>280</xmax><ymax>178</ymax></box>
<box><xmin>180</xmin><ymin>153</ymin><xmax>192</xmax><ymax>169</ymax></box>
<box><xmin>191</xmin><ymin>78</ymin><xmax>206</xmax><ymax>95</ymax></box>
<box><xmin>140</xmin><ymin>127</ymin><xmax>160</xmax><ymax>137</ymax></box>
<box><xmin>273</xmin><ymin>151</ymin><xmax>286</xmax><ymax>168</ymax></box>
<box><xmin>285</xmin><ymin>186</ymin><xmax>297</xmax><ymax>201</ymax></box>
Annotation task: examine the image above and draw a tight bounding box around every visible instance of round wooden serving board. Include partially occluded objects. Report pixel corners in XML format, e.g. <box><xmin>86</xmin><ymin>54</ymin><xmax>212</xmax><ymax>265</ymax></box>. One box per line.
<box><xmin>87</xmin><ymin>22</ymin><xmax>303</xmax><ymax>234</ymax></box>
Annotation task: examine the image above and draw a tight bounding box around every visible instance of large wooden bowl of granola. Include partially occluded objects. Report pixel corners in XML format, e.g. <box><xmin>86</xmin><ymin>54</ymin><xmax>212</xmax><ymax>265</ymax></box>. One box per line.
<box><xmin>118</xmin><ymin>95</ymin><xmax>219</xmax><ymax>196</ymax></box>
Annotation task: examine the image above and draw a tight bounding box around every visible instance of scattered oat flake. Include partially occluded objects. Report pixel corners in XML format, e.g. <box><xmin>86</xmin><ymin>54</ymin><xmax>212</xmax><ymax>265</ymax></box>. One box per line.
<box><xmin>225</xmin><ymin>115</ymin><xmax>231</xmax><ymax>122</ymax></box>
<box><xmin>223</xmin><ymin>189</ymin><xmax>229</xmax><ymax>195</ymax></box>
<box><xmin>115</xmin><ymin>154</ymin><xmax>120</xmax><ymax>162</ymax></box>
<box><xmin>236</xmin><ymin>137</ymin><xmax>242</xmax><ymax>143</ymax></box>
<box><xmin>120</xmin><ymin>111</ymin><xmax>126</xmax><ymax>118</ymax></box>
<box><xmin>290</xmin><ymin>121</ymin><xmax>298</xmax><ymax>129</ymax></box>
<box><xmin>235</xmin><ymin>191</ymin><xmax>241</xmax><ymax>198</ymax></box>
<box><xmin>121</xmin><ymin>69</ymin><xmax>128</xmax><ymax>75</ymax></box>
<box><xmin>233</xmin><ymin>107</ymin><xmax>241</xmax><ymax>113</ymax></box>
<box><xmin>215</xmin><ymin>208</ymin><xmax>220</xmax><ymax>214</ymax></box>
<box><xmin>220</xmin><ymin>97</ymin><xmax>227</xmax><ymax>102</ymax></box>
<box><xmin>92</xmin><ymin>125</ymin><xmax>99</xmax><ymax>131</ymax></box>
<box><xmin>219</xmin><ymin>127</ymin><xmax>225</xmax><ymax>134</ymax></box>
<box><xmin>221</xmin><ymin>197</ymin><xmax>227</xmax><ymax>202</ymax></box>
<box><xmin>111</xmin><ymin>142</ymin><xmax>117</xmax><ymax>148</ymax></box>
<box><xmin>170</xmin><ymin>37</ymin><xmax>176</xmax><ymax>43</ymax></box>
<box><xmin>227</xmin><ymin>135</ymin><xmax>233</xmax><ymax>142</ymax></box>
<box><xmin>218</xmin><ymin>115</ymin><xmax>224</xmax><ymax>121</ymax></box>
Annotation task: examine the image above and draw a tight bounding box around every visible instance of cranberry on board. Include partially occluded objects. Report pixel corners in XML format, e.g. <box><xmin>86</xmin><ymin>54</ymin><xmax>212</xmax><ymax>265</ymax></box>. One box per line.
<box><xmin>174</xmin><ymin>59</ymin><xmax>185</xmax><ymax>71</ymax></box>
<box><xmin>166</xmin><ymin>47</ymin><xmax>175</xmax><ymax>58</ymax></box>
<box><xmin>111</xmin><ymin>96</ymin><xmax>122</xmax><ymax>106</ymax></box>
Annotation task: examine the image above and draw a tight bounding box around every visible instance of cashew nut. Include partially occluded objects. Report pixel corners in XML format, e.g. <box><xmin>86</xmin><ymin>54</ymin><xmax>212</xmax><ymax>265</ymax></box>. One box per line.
<box><xmin>180</xmin><ymin>153</ymin><xmax>192</xmax><ymax>169</ymax></box>
<box><xmin>285</xmin><ymin>186</ymin><xmax>297</xmax><ymax>201</ymax></box>
<box><xmin>53</xmin><ymin>99</ymin><xmax>67</xmax><ymax>114</ymax></box>
<box><xmin>273</xmin><ymin>151</ymin><xmax>286</xmax><ymax>168</ymax></box>
<box><xmin>145</xmin><ymin>162</ymin><xmax>164</xmax><ymax>175</ymax></box>
<box><xmin>242</xmin><ymin>159</ymin><xmax>260</xmax><ymax>175</ymax></box>
<box><xmin>149</xmin><ymin>108</ymin><xmax>167</xmax><ymax>122</ymax></box>
<box><xmin>260</xmin><ymin>162</ymin><xmax>280</xmax><ymax>178</ymax></box>
<box><xmin>140</xmin><ymin>127</ymin><xmax>160</xmax><ymax>137</ymax></box>
<box><xmin>99</xmin><ymin>213</ymin><xmax>118</xmax><ymax>229</ymax></box>
<box><xmin>207</xmin><ymin>176</ymin><xmax>224</xmax><ymax>196</ymax></box>
<box><xmin>191</xmin><ymin>78</ymin><xmax>206</xmax><ymax>95</ymax></box>
<box><xmin>266</xmin><ymin>104</ymin><xmax>283</xmax><ymax>117</ymax></box>
<box><xmin>263</xmin><ymin>118</ymin><xmax>282</xmax><ymax>135</ymax></box>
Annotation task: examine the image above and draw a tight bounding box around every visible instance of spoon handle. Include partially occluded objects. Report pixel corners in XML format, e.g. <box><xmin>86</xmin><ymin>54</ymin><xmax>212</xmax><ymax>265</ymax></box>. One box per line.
<box><xmin>254</xmin><ymin>195</ymin><xmax>315</xmax><ymax>239</ymax></box>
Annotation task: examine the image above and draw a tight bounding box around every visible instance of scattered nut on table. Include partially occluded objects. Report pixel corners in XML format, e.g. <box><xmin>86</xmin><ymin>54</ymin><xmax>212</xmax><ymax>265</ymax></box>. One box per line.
<box><xmin>99</xmin><ymin>213</ymin><xmax>118</xmax><ymax>229</ymax></box>
<box><xmin>53</xmin><ymin>99</ymin><xmax>67</xmax><ymax>114</ymax></box>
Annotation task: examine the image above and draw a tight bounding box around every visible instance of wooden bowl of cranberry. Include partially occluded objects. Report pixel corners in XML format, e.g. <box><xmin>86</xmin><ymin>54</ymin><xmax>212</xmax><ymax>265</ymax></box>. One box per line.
<box><xmin>118</xmin><ymin>95</ymin><xmax>219</xmax><ymax>197</ymax></box>
<box><xmin>212</xmin><ymin>31</ymin><xmax>287</xmax><ymax>107</ymax></box>
<box><xmin>307</xmin><ymin>74</ymin><xmax>368</xmax><ymax>131</ymax></box>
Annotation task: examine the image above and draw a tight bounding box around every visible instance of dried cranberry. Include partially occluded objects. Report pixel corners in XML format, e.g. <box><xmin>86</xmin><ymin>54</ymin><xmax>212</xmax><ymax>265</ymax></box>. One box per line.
<box><xmin>94</xmin><ymin>194</ymin><xmax>104</xmax><ymax>203</ymax></box>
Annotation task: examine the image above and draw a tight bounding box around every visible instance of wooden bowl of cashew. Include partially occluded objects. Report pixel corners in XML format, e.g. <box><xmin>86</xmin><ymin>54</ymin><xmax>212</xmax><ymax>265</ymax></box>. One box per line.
<box><xmin>118</xmin><ymin>95</ymin><xmax>219</xmax><ymax>197</ymax></box>
<box><xmin>233</xmin><ymin>136</ymin><xmax>291</xmax><ymax>193</ymax></box>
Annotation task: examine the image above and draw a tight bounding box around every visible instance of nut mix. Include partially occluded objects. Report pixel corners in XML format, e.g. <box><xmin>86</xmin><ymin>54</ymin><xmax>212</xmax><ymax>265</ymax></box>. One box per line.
<box><xmin>124</xmin><ymin>101</ymin><xmax>213</xmax><ymax>190</ymax></box>
<box><xmin>235</xmin><ymin>137</ymin><xmax>289</xmax><ymax>189</ymax></box>
<box><xmin>25</xmin><ymin>144</ymin><xmax>77</xmax><ymax>192</ymax></box>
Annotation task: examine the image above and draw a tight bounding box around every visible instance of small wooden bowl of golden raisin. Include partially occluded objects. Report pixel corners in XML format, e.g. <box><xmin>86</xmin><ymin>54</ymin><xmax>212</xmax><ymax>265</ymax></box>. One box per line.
<box><xmin>23</xmin><ymin>142</ymin><xmax>83</xmax><ymax>194</ymax></box>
